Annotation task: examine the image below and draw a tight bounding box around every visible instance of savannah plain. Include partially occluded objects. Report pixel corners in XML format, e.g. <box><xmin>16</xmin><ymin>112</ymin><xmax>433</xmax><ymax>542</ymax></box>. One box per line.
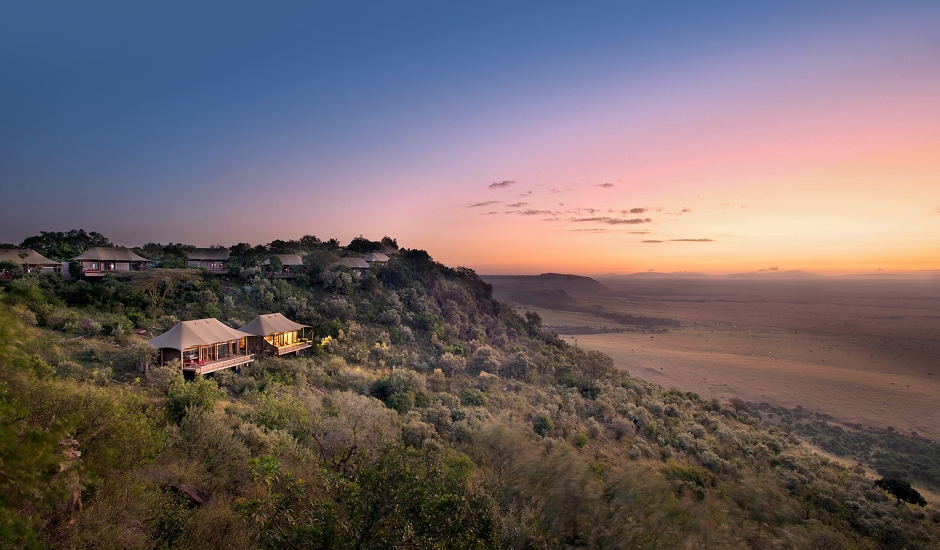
<box><xmin>495</xmin><ymin>275</ymin><xmax>940</xmax><ymax>442</ymax></box>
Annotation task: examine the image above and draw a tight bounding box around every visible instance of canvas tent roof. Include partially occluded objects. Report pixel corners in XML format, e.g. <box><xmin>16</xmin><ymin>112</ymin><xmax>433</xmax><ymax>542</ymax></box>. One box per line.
<box><xmin>336</xmin><ymin>257</ymin><xmax>369</xmax><ymax>269</ymax></box>
<box><xmin>148</xmin><ymin>318</ymin><xmax>253</xmax><ymax>350</ymax></box>
<box><xmin>188</xmin><ymin>248</ymin><xmax>230</xmax><ymax>261</ymax></box>
<box><xmin>238</xmin><ymin>313</ymin><xmax>309</xmax><ymax>336</ymax></box>
<box><xmin>263</xmin><ymin>254</ymin><xmax>303</xmax><ymax>266</ymax></box>
<box><xmin>362</xmin><ymin>252</ymin><xmax>389</xmax><ymax>263</ymax></box>
<box><xmin>71</xmin><ymin>247</ymin><xmax>150</xmax><ymax>262</ymax></box>
<box><xmin>0</xmin><ymin>249</ymin><xmax>60</xmax><ymax>266</ymax></box>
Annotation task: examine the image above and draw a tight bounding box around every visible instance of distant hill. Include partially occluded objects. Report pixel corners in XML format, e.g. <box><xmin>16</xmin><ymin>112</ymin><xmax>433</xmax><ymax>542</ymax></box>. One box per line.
<box><xmin>507</xmin><ymin>289</ymin><xmax>581</xmax><ymax>309</ymax></box>
<box><xmin>482</xmin><ymin>273</ymin><xmax>610</xmax><ymax>296</ymax></box>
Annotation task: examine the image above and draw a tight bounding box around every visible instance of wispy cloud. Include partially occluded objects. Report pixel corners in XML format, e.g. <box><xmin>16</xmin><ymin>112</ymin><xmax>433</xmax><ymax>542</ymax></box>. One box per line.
<box><xmin>469</xmin><ymin>201</ymin><xmax>500</xmax><ymax>208</ymax></box>
<box><xmin>642</xmin><ymin>240</ymin><xmax>663</xmax><ymax>243</ymax></box>
<box><xmin>629</xmin><ymin>231</ymin><xmax>650</xmax><ymax>234</ymax></box>
<box><xmin>516</xmin><ymin>209</ymin><xmax>561</xmax><ymax>216</ymax></box>
<box><xmin>597</xmin><ymin>182</ymin><xmax>614</xmax><ymax>188</ymax></box>
<box><xmin>506</xmin><ymin>202</ymin><xmax>529</xmax><ymax>208</ymax></box>
<box><xmin>571</xmin><ymin>217</ymin><xmax>652</xmax><ymax>225</ymax></box>
<box><xmin>681</xmin><ymin>208</ymin><xmax>691</xmax><ymax>213</ymax></box>
<box><xmin>669</xmin><ymin>238</ymin><xmax>713</xmax><ymax>242</ymax></box>
<box><xmin>479</xmin><ymin>211</ymin><xmax>499</xmax><ymax>215</ymax></box>
<box><xmin>623</xmin><ymin>207</ymin><xmax>648</xmax><ymax>214</ymax></box>
<box><xmin>549</xmin><ymin>188</ymin><xmax>562</xmax><ymax>194</ymax></box>
<box><xmin>489</xmin><ymin>180</ymin><xmax>516</xmax><ymax>189</ymax></box>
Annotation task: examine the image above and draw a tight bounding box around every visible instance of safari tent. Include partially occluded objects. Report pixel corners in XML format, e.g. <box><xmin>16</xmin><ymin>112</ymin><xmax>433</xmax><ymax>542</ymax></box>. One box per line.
<box><xmin>238</xmin><ymin>313</ymin><xmax>312</xmax><ymax>356</ymax></box>
<box><xmin>0</xmin><ymin>249</ymin><xmax>61</xmax><ymax>274</ymax></box>
<box><xmin>148</xmin><ymin>318</ymin><xmax>255</xmax><ymax>375</ymax></box>
<box><xmin>70</xmin><ymin>247</ymin><xmax>150</xmax><ymax>276</ymax></box>
<box><xmin>187</xmin><ymin>248</ymin><xmax>230</xmax><ymax>272</ymax></box>
<box><xmin>335</xmin><ymin>257</ymin><xmax>370</xmax><ymax>275</ymax></box>
<box><xmin>263</xmin><ymin>254</ymin><xmax>303</xmax><ymax>277</ymax></box>
<box><xmin>362</xmin><ymin>252</ymin><xmax>389</xmax><ymax>264</ymax></box>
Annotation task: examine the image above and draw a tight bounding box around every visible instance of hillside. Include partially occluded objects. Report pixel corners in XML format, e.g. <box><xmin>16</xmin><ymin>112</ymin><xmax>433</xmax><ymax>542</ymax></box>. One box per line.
<box><xmin>1</xmin><ymin>237</ymin><xmax>938</xmax><ymax>549</ymax></box>
<box><xmin>482</xmin><ymin>273</ymin><xmax>611</xmax><ymax>298</ymax></box>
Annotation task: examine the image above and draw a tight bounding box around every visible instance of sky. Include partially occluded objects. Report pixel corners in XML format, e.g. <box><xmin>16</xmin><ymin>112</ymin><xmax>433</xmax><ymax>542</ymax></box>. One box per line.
<box><xmin>1</xmin><ymin>1</ymin><xmax>938</xmax><ymax>274</ymax></box>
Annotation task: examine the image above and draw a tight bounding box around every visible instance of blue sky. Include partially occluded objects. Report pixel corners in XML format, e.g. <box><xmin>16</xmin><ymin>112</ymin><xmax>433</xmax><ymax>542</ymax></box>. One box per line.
<box><xmin>2</xmin><ymin>1</ymin><xmax>938</xmax><ymax>273</ymax></box>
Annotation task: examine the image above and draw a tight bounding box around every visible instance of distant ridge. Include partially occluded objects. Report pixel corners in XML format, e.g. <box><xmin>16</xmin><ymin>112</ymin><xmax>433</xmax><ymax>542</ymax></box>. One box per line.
<box><xmin>599</xmin><ymin>270</ymin><xmax>822</xmax><ymax>280</ymax></box>
<box><xmin>481</xmin><ymin>273</ymin><xmax>610</xmax><ymax>295</ymax></box>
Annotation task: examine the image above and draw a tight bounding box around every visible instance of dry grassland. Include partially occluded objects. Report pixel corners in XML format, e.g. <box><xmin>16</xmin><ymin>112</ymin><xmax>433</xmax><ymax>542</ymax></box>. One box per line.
<box><xmin>518</xmin><ymin>276</ymin><xmax>940</xmax><ymax>441</ymax></box>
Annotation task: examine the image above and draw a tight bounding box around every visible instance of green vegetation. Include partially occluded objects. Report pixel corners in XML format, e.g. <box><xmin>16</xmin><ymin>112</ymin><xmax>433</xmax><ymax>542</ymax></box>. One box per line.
<box><xmin>758</xmin><ymin>403</ymin><xmax>940</xmax><ymax>490</ymax></box>
<box><xmin>0</xmin><ymin>231</ymin><xmax>938</xmax><ymax>549</ymax></box>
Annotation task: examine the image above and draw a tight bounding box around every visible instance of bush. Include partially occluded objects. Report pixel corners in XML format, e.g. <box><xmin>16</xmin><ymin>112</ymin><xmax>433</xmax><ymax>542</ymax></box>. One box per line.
<box><xmin>533</xmin><ymin>413</ymin><xmax>554</xmax><ymax>437</ymax></box>
<box><xmin>460</xmin><ymin>388</ymin><xmax>487</xmax><ymax>407</ymax></box>
<box><xmin>467</xmin><ymin>346</ymin><xmax>501</xmax><ymax>376</ymax></box>
<box><xmin>437</xmin><ymin>352</ymin><xmax>466</xmax><ymax>375</ymax></box>
<box><xmin>165</xmin><ymin>376</ymin><xmax>225</xmax><ymax>423</ymax></box>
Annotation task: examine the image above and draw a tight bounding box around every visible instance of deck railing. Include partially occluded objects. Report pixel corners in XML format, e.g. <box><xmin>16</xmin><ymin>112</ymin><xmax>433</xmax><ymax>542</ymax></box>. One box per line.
<box><xmin>183</xmin><ymin>353</ymin><xmax>255</xmax><ymax>375</ymax></box>
<box><xmin>273</xmin><ymin>341</ymin><xmax>312</xmax><ymax>356</ymax></box>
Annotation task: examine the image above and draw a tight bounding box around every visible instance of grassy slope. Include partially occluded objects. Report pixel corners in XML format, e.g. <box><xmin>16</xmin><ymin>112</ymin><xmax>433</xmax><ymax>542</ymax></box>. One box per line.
<box><xmin>0</xmin><ymin>255</ymin><xmax>938</xmax><ymax>549</ymax></box>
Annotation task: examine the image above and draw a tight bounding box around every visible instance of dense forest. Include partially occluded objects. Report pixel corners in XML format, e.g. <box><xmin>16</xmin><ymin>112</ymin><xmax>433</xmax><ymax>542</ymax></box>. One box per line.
<box><xmin>1</xmin><ymin>232</ymin><xmax>938</xmax><ymax>549</ymax></box>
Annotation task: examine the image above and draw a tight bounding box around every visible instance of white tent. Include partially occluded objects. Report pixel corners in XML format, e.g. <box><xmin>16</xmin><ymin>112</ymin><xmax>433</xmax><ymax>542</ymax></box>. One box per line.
<box><xmin>148</xmin><ymin>318</ymin><xmax>253</xmax><ymax>351</ymax></box>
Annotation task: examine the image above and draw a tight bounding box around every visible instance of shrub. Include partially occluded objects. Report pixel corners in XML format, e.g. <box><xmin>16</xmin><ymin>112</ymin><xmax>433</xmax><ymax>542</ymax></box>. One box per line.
<box><xmin>533</xmin><ymin>413</ymin><xmax>554</xmax><ymax>437</ymax></box>
<box><xmin>437</xmin><ymin>352</ymin><xmax>466</xmax><ymax>375</ymax></box>
<box><xmin>574</xmin><ymin>433</ymin><xmax>589</xmax><ymax>449</ymax></box>
<box><xmin>467</xmin><ymin>346</ymin><xmax>501</xmax><ymax>376</ymax></box>
<box><xmin>460</xmin><ymin>388</ymin><xmax>487</xmax><ymax>407</ymax></box>
<box><xmin>165</xmin><ymin>376</ymin><xmax>225</xmax><ymax>423</ymax></box>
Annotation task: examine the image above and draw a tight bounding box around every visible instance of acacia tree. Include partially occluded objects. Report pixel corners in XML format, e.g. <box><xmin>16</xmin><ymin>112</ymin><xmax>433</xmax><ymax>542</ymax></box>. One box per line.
<box><xmin>876</xmin><ymin>477</ymin><xmax>927</xmax><ymax>506</ymax></box>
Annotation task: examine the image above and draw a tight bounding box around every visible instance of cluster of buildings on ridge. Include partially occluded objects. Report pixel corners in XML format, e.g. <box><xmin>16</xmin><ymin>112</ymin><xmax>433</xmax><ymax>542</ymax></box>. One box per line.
<box><xmin>1</xmin><ymin>244</ymin><xmax>398</xmax><ymax>376</ymax></box>
<box><xmin>0</xmin><ymin>245</ymin><xmax>396</xmax><ymax>278</ymax></box>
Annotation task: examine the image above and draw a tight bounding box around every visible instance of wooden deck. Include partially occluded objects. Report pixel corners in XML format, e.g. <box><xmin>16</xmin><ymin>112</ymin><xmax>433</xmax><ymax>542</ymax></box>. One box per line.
<box><xmin>273</xmin><ymin>341</ymin><xmax>312</xmax><ymax>356</ymax></box>
<box><xmin>183</xmin><ymin>353</ymin><xmax>255</xmax><ymax>375</ymax></box>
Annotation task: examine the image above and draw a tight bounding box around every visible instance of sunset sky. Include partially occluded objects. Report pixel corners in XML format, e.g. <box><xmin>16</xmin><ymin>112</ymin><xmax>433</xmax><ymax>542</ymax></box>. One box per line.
<box><xmin>2</xmin><ymin>1</ymin><xmax>938</xmax><ymax>274</ymax></box>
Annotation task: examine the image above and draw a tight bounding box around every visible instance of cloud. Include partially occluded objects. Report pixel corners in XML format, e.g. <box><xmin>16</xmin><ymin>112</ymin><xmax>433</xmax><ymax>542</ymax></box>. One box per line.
<box><xmin>506</xmin><ymin>202</ymin><xmax>529</xmax><ymax>208</ymax></box>
<box><xmin>517</xmin><ymin>209</ymin><xmax>561</xmax><ymax>216</ymax></box>
<box><xmin>769</xmin><ymin>266</ymin><xmax>779</xmax><ymax>271</ymax></box>
<box><xmin>623</xmin><ymin>207</ymin><xmax>648</xmax><ymax>214</ymax></box>
<box><xmin>642</xmin><ymin>240</ymin><xmax>664</xmax><ymax>243</ymax></box>
<box><xmin>597</xmin><ymin>182</ymin><xmax>615</xmax><ymax>188</ymax></box>
<box><xmin>669</xmin><ymin>238</ymin><xmax>713</xmax><ymax>242</ymax></box>
<box><xmin>549</xmin><ymin>188</ymin><xmax>562</xmax><ymax>194</ymax></box>
<box><xmin>479</xmin><ymin>211</ymin><xmax>499</xmax><ymax>215</ymax></box>
<box><xmin>571</xmin><ymin>217</ymin><xmax>652</xmax><ymax>225</ymax></box>
<box><xmin>519</xmin><ymin>190</ymin><xmax>533</xmax><ymax>197</ymax></box>
<box><xmin>628</xmin><ymin>231</ymin><xmax>650</xmax><ymax>234</ymax></box>
<box><xmin>681</xmin><ymin>208</ymin><xmax>691</xmax><ymax>213</ymax></box>
<box><xmin>489</xmin><ymin>180</ymin><xmax>516</xmax><ymax>189</ymax></box>
<box><xmin>469</xmin><ymin>201</ymin><xmax>500</xmax><ymax>208</ymax></box>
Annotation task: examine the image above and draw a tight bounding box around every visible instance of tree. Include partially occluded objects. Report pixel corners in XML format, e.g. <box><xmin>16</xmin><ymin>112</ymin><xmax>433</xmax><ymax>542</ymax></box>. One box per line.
<box><xmin>19</xmin><ymin>229</ymin><xmax>112</xmax><ymax>261</ymax></box>
<box><xmin>0</xmin><ymin>261</ymin><xmax>24</xmax><ymax>279</ymax></box>
<box><xmin>729</xmin><ymin>397</ymin><xmax>748</xmax><ymax>413</ymax></box>
<box><xmin>524</xmin><ymin>310</ymin><xmax>542</xmax><ymax>329</ymax></box>
<box><xmin>267</xmin><ymin>255</ymin><xmax>283</xmax><ymax>275</ymax></box>
<box><xmin>346</xmin><ymin>236</ymin><xmax>382</xmax><ymax>254</ymax></box>
<box><xmin>875</xmin><ymin>477</ymin><xmax>927</xmax><ymax>506</ymax></box>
